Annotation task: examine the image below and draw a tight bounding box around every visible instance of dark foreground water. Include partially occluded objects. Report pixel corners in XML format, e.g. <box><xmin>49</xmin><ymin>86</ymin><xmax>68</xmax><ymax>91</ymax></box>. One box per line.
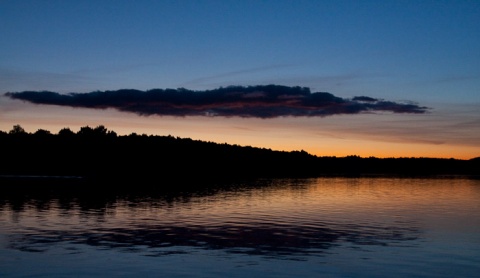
<box><xmin>1</xmin><ymin>177</ymin><xmax>479</xmax><ymax>277</ymax></box>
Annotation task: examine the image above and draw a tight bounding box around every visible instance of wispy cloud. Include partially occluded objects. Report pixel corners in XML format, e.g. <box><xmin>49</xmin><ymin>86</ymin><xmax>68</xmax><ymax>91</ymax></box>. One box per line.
<box><xmin>182</xmin><ymin>64</ymin><xmax>293</xmax><ymax>87</ymax></box>
<box><xmin>5</xmin><ymin>85</ymin><xmax>429</xmax><ymax>118</ymax></box>
<box><xmin>436</xmin><ymin>74</ymin><xmax>480</xmax><ymax>83</ymax></box>
<box><xmin>0</xmin><ymin>68</ymin><xmax>96</xmax><ymax>91</ymax></box>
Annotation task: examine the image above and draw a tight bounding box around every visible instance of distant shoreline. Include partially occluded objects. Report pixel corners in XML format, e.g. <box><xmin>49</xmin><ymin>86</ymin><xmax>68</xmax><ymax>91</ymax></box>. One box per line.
<box><xmin>1</xmin><ymin>173</ymin><xmax>478</xmax><ymax>182</ymax></box>
<box><xmin>0</xmin><ymin>175</ymin><xmax>84</xmax><ymax>179</ymax></box>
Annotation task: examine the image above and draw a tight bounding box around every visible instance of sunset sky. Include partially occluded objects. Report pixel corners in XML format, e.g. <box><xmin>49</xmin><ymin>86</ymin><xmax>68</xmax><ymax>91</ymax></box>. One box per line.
<box><xmin>1</xmin><ymin>0</ymin><xmax>479</xmax><ymax>159</ymax></box>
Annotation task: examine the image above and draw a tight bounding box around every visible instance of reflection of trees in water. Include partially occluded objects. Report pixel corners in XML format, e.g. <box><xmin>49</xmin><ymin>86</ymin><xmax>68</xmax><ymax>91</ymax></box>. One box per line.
<box><xmin>0</xmin><ymin>177</ymin><xmax>309</xmax><ymax>213</ymax></box>
<box><xmin>2</xmin><ymin>180</ymin><xmax>421</xmax><ymax>258</ymax></box>
<box><xmin>7</xmin><ymin>219</ymin><xmax>421</xmax><ymax>258</ymax></box>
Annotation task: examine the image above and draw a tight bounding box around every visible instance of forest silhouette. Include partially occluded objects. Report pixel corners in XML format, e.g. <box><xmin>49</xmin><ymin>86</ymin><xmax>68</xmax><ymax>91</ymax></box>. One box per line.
<box><xmin>1</xmin><ymin>125</ymin><xmax>479</xmax><ymax>189</ymax></box>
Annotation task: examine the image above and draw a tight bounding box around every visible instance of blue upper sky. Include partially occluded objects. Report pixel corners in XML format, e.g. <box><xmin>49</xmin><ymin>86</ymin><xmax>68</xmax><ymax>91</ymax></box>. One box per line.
<box><xmin>2</xmin><ymin>0</ymin><xmax>479</xmax><ymax>105</ymax></box>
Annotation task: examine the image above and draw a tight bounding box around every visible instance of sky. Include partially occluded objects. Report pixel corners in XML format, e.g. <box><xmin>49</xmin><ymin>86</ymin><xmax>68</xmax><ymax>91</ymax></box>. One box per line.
<box><xmin>1</xmin><ymin>0</ymin><xmax>479</xmax><ymax>159</ymax></box>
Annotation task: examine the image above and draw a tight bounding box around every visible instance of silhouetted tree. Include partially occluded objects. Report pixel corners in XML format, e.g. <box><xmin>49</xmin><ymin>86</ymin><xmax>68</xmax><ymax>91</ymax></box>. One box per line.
<box><xmin>93</xmin><ymin>125</ymin><xmax>108</xmax><ymax>135</ymax></box>
<box><xmin>107</xmin><ymin>130</ymin><xmax>117</xmax><ymax>138</ymax></box>
<box><xmin>34</xmin><ymin>129</ymin><xmax>51</xmax><ymax>136</ymax></box>
<box><xmin>58</xmin><ymin>127</ymin><xmax>75</xmax><ymax>137</ymax></box>
<box><xmin>9</xmin><ymin>124</ymin><xmax>26</xmax><ymax>134</ymax></box>
<box><xmin>77</xmin><ymin>126</ymin><xmax>94</xmax><ymax>136</ymax></box>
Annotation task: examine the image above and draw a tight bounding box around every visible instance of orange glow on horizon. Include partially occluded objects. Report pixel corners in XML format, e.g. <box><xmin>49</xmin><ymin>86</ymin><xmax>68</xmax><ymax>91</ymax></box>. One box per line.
<box><xmin>1</xmin><ymin>98</ymin><xmax>479</xmax><ymax>160</ymax></box>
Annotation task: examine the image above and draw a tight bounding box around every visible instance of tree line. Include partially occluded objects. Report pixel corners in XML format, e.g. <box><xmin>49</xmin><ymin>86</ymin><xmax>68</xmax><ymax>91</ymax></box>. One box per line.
<box><xmin>1</xmin><ymin>125</ymin><xmax>479</xmax><ymax>185</ymax></box>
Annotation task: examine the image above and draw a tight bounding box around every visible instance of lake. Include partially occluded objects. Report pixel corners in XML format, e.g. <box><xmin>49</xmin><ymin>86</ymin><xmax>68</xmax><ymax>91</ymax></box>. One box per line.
<box><xmin>1</xmin><ymin>177</ymin><xmax>479</xmax><ymax>277</ymax></box>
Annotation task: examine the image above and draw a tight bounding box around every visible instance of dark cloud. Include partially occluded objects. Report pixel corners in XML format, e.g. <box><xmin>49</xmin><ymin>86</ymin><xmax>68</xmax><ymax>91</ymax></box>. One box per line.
<box><xmin>5</xmin><ymin>85</ymin><xmax>429</xmax><ymax>118</ymax></box>
<box><xmin>352</xmin><ymin>96</ymin><xmax>378</xmax><ymax>102</ymax></box>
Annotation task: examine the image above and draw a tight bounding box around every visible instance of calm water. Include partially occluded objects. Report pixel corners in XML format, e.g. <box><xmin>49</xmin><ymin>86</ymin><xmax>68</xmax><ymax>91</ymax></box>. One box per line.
<box><xmin>1</xmin><ymin>177</ymin><xmax>479</xmax><ymax>277</ymax></box>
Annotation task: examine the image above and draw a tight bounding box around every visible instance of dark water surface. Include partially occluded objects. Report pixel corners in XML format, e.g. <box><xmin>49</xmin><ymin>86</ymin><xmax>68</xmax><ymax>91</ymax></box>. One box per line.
<box><xmin>1</xmin><ymin>177</ymin><xmax>479</xmax><ymax>277</ymax></box>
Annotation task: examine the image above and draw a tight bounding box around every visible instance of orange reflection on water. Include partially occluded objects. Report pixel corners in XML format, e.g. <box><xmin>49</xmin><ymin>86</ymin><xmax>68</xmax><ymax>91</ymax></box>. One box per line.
<box><xmin>2</xmin><ymin>177</ymin><xmax>479</xmax><ymax>235</ymax></box>
<box><xmin>116</xmin><ymin>177</ymin><xmax>479</xmax><ymax>231</ymax></box>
